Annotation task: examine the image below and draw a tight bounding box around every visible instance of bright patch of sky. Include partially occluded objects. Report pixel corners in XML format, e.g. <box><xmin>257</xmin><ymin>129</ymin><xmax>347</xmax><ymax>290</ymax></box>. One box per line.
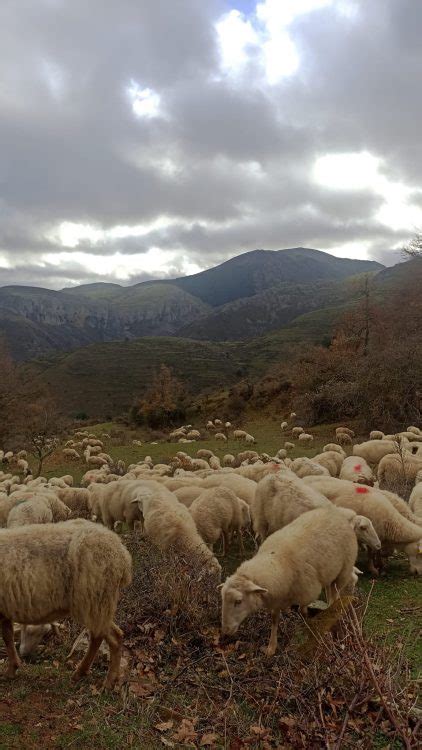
<box><xmin>313</xmin><ymin>152</ymin><xmax>422</xmax><ymax>232</ymax></box>
<box><xmin>127</xmin><ymin>80</ymin><xmax>162</xmax><ymax>118</ymax></box>
<box><xmin>41</xmin><ymin>248</ymin><xmax>202</xmax><ymax>280</ymax></box>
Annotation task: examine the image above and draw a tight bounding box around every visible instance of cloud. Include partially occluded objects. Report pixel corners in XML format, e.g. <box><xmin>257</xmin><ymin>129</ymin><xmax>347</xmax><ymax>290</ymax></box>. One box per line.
<box><xmin>0</xmin><ymin>0</ymin><xmax>420</xmax><ymax>288</ymax></box>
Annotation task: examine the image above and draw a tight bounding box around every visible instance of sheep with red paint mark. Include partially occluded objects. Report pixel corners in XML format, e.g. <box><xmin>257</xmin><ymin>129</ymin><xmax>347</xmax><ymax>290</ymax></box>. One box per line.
<box><xmin>339</xmin><ymin>456</ymin><xmax>374</xmax><ymax>485</ymax></box>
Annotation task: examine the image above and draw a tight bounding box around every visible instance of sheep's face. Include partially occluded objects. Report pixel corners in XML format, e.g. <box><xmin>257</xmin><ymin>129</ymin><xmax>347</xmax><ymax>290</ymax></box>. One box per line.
<box><xmin>19</xmin><ymin>624</ymin><xmax>53</xmax><ymax>658</ymax></box>
<box><xmin>354</xmin><ymin>516</ymin><xmax>381</xmax><ymax>550</ymax></box>
<box><xmin>221</xmin><ymin>578</ymin><xmax>267</xmax><ymax>635</ymax></box>
<box><xmin>405</xmin><ymin>540</ymin><xmax>422</xmax><ymax>575</ymax></box>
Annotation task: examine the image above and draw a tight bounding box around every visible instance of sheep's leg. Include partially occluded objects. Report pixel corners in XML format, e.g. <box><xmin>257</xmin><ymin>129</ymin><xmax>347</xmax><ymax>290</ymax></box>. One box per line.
<box><xmin>367</xmin><ymin>549</ymin><xmax>380</xmax><ymax>577</ymax></box>
<box><xmin>72</xmin><ymin>633</ymin><xmax>103</xmax><ymax>681</ymax></box>
<box><xmin>222</xmin><ymin>532</ymin><xmax>230</xmax><ymax>556</ymax></box>
<box><xmin>1</xmin><ymin>618</ymin><xmax>22</xmax><ymax>677</ymax></box>
<box><xmin>266</xmin><ymin>610</ymin><xmax>280</xmax><ymax>657</ymax></box>
<box><xmin>103</xmin><ymin>623</ymin><xmax>123</xmax><ymax>689</ymax></box>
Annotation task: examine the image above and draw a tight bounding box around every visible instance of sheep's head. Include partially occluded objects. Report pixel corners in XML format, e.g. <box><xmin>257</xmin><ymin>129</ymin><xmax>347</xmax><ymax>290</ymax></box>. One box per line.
<box><xmin>220</xmin><ymin>575</ymin><xmax>267</xmax><ymax>635</ymax></box>
<box><xmin>353</xmin><ymin>515</ymin><xmax>381</xmax><ymax>550</ymax></box>
<box><xmin>405</xmin><ymin>539</ymin><xmax>422</xmax><ymax>575</ymax></box>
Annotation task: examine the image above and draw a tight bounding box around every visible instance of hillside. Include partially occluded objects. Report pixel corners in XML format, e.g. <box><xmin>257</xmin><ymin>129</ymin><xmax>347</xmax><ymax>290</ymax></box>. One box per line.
<box><xmin>0</xmin><ymin>247</ymin><xmax>384</xmax><ymax>359</ymax></box>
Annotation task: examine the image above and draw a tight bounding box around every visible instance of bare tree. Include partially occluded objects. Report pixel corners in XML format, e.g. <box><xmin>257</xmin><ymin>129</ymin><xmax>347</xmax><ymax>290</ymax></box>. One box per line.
<box><xmin>402</xmin><ymin>232</ymin><xmax>422</xmax><ymax>259</ymax></box>
<box><xmin>17</xmin><ymin>398</ymin><xmax>68</xmax><ymax>477</ymax></box>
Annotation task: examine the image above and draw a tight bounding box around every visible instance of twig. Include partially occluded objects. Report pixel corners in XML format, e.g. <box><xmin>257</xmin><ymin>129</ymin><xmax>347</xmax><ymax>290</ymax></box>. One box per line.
<box><xmin>333</xmin><ymin>694</ymin><xmax>359</xmax><ymax>750</ymax></box>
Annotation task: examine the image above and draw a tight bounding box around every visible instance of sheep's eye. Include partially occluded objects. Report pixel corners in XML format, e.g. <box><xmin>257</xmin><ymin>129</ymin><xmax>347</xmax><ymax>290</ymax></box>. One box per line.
<box><xmin>234</xmin><ymin>600</ymin><xmax>241</xmax><ymax>607</ymax></box>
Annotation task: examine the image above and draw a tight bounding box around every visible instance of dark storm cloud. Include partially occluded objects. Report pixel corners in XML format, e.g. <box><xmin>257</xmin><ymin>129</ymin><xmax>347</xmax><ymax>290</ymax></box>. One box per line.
<box><xmin>0</xmin><ymin>0</ymin><xmax>420</xmax><ymax>288</ymax></box>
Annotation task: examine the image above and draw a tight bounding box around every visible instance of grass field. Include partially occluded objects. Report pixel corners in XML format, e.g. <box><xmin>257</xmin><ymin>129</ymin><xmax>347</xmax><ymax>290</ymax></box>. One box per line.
<box><xmin>2</xmin><ymin>417</ymin><xmax>421</xmax><ymax>748</ymax></box>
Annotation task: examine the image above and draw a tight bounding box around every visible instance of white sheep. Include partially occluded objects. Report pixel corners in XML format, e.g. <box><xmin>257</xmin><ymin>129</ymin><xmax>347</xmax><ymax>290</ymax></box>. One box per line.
<box><xmin>409</xmin><ymin>483</ymin><xmax>422</xmax><ymax>518</ymax></box>
<box><xmin>339</xmin><ymin>456</ymin><xmax>374</xmax><ymax>486</ymax></box>
<box><xmin>313</xmin><ymin>451</ymin><xmax>344</xmax><ymax>477</ymax></box>
<box><xmin>215</xmin><ymin>433</ymin><xmax>228</xmax><ymax>442</ymax></box>
<box><xmin>131</xmin><ymin>482</ymin><xmax>221</xmax><ymax>579</ymax></box>
<box><xmin>197</xmin><ymin>449</ymin><xmax>215</xmax><ymax>459</ymax></box>
<box><xmin>88</xmin><ymin>480</ymin><xmax>145</xmax><ymax>529</ymax></box>
<box><xmin>200</xmin><ymin>473</ymin><xmax>257</xmax><ymax>506</ymax></box>
<box><xmin>187</xmin><ymin>430</ymin><xmax>201</xmax><ymax>440</ymax></box>
<box><xmin>233</xmin><ymin>430</ymin><xmax>247</xmax><ymax>440</ymax></box>
<box><xmin>291</xmin><ymin>427</ymin><xmax>304</xmax><ymax>438</ymax></box>
<box><xmin>189</xmin><ymin>487</ymin><xmax>250</xmax><ymax>553</ymax></box>
<box><xmin>7</xmin><ymin>494</ymin><xmax>71</xmax><ymax>528</ymax></box>
<box><xmin>377</xmin><ymin>453</ymin><xmax>422</xmax><ymax>497</ymax></box>
<box><xmin>323</xmin><ymin>444</ymin><xmax>346</xmax><ymax>456</ymax></box>
<box><xmin>298</xmin><ymin>433</ymin><xmax>313</xmax><ymax>445</ymax></box>
<box><xmin>220</xmin><ymin>506</ymin><xmax>358</xmax><ymax>655</ymax></box>
<box><xmin>369</xmin><ymin>430</ymin><xmax>384</xmax><ymax>440</ymax></box>
<box><xmin>57</xmin><ymin>487</ymin><xmax>92</xmax><ymax>518</ymax></box>
<box><xmin>284</xmin><ymin>442</ymin><xmax>295</xmax><ymax>451</ymax></box>
<box><xmin>0</xmin><ymin>519</ymin><xmax>132</xmax><ymax>688</ymax></box>
<box><xmin>174</xmin><ymin>485</ymin><xmax>203</xmax><ymax>507</ymax></box>
<box><xmin>209</xmin><ymin>456</ymin><xmax>221</xmax><ymax>470</ymax></box>
<box><xmin>223</xmin><ymin>454</ymin><xmax>235</xmax><ymax>467</ymax></box>
<box><xmin>280</xmin><ymin>422</ymin><xmax>288</xmax><ymax>431</ymax></box>
<box><xmin>336</xmin><ymin>427</ymin><xmax>355</xmax><ymax>439</ymax></box>
<box><xmin>291</xmin><ymin>457</ymin><xmax>329</xmax><ymax>479</ymax></box>
<box><xmin>337</xmin><ymin>432</ymin><xmax>352</xmax><ymax>446</ymax></box>
<box><xmin>63</xmin><ymin>448</ymin><xmax>80</xmax><ymax>460</ymax></box>
<box><xmin>352</xmin><ymin>440</ymin><xmax>399</xmax><ymax>467</ymax></box>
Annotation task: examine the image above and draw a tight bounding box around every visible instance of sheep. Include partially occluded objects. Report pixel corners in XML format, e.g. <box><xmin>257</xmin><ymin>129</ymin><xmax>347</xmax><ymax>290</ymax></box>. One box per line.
<box><xmin>132</xmin><ymin>439</ymin><xmax>143</xmax><ymax>447</ymax></box>
<box><xmin>380</xmin><ymin>490</ymin><xmax>422</xmax><ymax>527</ymax></box>
<box><xmin>88</xmin><ymin>480</ymin><xmax>145</xmax><ymax>529</ymax></box>
<box><xmin>0</xmin><ymin>519</ymin><xmax>131</xmax><ymax>687</ymax></box>
<box><xmin>189</xmin><ymin>487</ymin><xmax>250</xmax><ymax>553</ymax></box>
<box><xmin>234</xmin><ymin>430</ymin><xmax>247</xmax><ymax>440</ymax></box>
<box><xmin>313</xmin><ymin>451</ymin><xmax>344</xmax><ymax>477</ymax></box>
<box><xmin>234</xmin><ymin>463</ymin><xmax>282</xmax><ymax>483</ymax></box>
<box><xmin>174</xmin><ymin>486</ymin><xmax>203</xmax><ymax>507</ymax></box>
<box><xmin>407</xmin><ymin>426</ymin><xmax>421</xmax><ymax>436</ymax></box>
<box><xmin>220</xmin><ymin>506</ymin><xmax>358</xmax><ymax>655</ymax></box>
<box><xmin>291</xmin><ymin>457</ymin><xmax>329</xmax><ymax>479</ymax></box>
<box><xmin>197</xmin><ymin>449</ymin><xmax>215</xmax><ymax>460</ymax></box>
<box><xmin>63</xmin><ymin>448</ymin><xmax>80</xmax><ymax>460</ymax></box>
<box><xmin>18</xmin><ymin>622</ymin><xmax>59</xmax><ymax>658</ymax></box>
<box><xmin>209</xmin><ymin>456</ymin><xmax>221</xmax><ymax>470</ymax></box>
<box><xmin>16</xmin><ymin>459</ymin><xmax>30</xmax><ymax>476</ymax></box>
<box><xmin>409</xmin><ymin>483</ymin><xmax>422</xmax><ymax>518</ymax></box>
<box><xmin>7</xmin><ymin>494</ymin><xmax>71</xmax><ymax>528</ymax></box>
<box><xmin>337</xmin><ymin>433</ymin><xmax>352</xmax><ymax>446</ymax></box>
<box><xmin>225</xmin><ymin>422</ymin><xmax>231</xmax><ymax>429</ymax></box>
<box><xmin>369</xmin><ymin>430</ymin><xmax>384</xmax><ymax>440</ymax></box>
<box><xmin>187</xmin><ymin>430</ymin><xmax>201</xmax><ymax>440</ymax></box>
<box><xmin>214</xmin><ymin>419</ymin><xmax>223</xmax><ymax>427</ymax></box>
<box><xmin>199</xmin><ymin>473</ymin><xmax>257</xmax><ymax>507</ymax></box>
<box><xmin>352</xmin><ymin>440</ymin><xmax>400</xmax><ymax>467</ymax></box>
<box><xmin>276</xmin><ymin>449</ymin><xmax>287</xmax><ymax>460</ymax></box>
<box><xmin>280</xmin><ymin>422</ymin><xmax>288</xmax><ymax>431</ymax></box>
<box><xmin>57</xmin><ymin>487</ymin><xmax>91</xmax><ymax>518</ymax></box>
<box><xmin>81</xmin><ymin>467</ymin><xmax>111</xmax><ymax>486</ymax></box>
<box><xmin>215</xmin><ymin>433</ymin><xmax>227</xmax><ymax>442</ymax></box>
<box><xmin>131</xmin><ymin>482</ymin><xmax>221</xmax><ymax>579</ymax></box>
<box><xmin>323</xmin><ymin>444</ymin><xmax>346</xmax><ymax>456</ymax></box>
<box><xmin>223</xmin><ymin>454</ymin><xmax>235</xmax><ymax>467</ymax></box>
<box><xmin>251</xmin><ymin>471</ymin><xmax>330</xmax><ymax>541</ymax></box>
<box><xmin>339</xmin><ymin>456</ymin><xmax>374</xmax><ymax>486</ymax></box>
<box><xmin>336</xmin><ymin>427</ymin><xmax>355</xmax><ymax>439</ymax></box>
<box><xmin>377</xmin><ymin>453</ymin><xmax>422</xmax><ymax>498</ymax></box>
<box><xmin>303</xmin><ymin>476</ymin><xmax>422</xmax><ymax>575</ymax></box>
<box><xmin>284</xmin><ymin>442</ymin><xmax>295</xmax><ymax>451</ymax></box>
<box><xmin>87</xmin><ymin>456</ymin><xmax>108</xmax><ymax>468</ymax></box>
<box><xmin>236</xmin><ymin>450</ymin><xmax>259</xmax><ymax>463</ymax></box>
<box><xmin>290</xmin><ymin>412</ymin><xmax>297</xmax><ymax>420</ymax></box>
<box><xmin>291</xmin><ymin>427</ymin><xmax>304</xmax><ymax>438</ymax></box>
<box><xmin>298</xmin><ymin>433</ymin><xmax>313</xmax><ymax>446</ymax></box>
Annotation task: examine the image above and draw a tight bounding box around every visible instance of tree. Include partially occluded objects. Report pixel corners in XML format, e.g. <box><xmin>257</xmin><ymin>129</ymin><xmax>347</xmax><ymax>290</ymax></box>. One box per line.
<box><xmin>402</xmin><ymin>232</ymin><xmax>422</xmax><ymax>259</ymax></box>
<box><xmin>16</xmin><ymin>398</ymin><xmax>68</xmax><ymax>477</ymax></box>
<box><xmin>131</xmin><ymin>365</ymin><xmax>187</xmax><ymax>429</ymax></box>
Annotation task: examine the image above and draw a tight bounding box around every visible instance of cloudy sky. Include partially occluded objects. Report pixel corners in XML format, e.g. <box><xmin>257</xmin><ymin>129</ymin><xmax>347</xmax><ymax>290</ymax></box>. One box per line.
<box><xmin>1</xmin><ymin>0</ymin><xmax>421</xmax><ymax>288</ymax></box>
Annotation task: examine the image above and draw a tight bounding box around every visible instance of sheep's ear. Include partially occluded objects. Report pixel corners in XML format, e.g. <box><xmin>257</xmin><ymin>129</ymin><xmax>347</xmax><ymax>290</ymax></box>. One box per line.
<box><xmin>130</xmin><ymin>497</ymin><xmax>140</xmax><ymax>504</ymax></box>
<box><xmin>216</xmin><ymin>583</ymin><xmax>224</xmax><ymax>590</ymax></box>
<box><xmin>246</xmin><ymin>582</ymin><xmax>268</xmax><ymax>595</ymax></box>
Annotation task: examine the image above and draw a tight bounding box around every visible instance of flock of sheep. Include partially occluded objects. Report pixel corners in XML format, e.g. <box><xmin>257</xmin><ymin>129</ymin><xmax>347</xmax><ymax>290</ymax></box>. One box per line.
<box><xmin>1</xmin><ymin>416</ymin><xmax>422</xmax><ymax>689</ymax></box>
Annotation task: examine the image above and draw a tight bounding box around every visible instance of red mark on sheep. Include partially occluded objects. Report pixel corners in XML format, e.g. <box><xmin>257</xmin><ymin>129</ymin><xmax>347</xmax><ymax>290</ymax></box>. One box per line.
<box><xmin>354</xmin><ymin>464</ymin><xmax>362</xmax><ymax>472</ymax></box>
<box><xmin>356</xmin><ymin>486</ymin><xmax>369</xmax><ymax>494</ymax></box>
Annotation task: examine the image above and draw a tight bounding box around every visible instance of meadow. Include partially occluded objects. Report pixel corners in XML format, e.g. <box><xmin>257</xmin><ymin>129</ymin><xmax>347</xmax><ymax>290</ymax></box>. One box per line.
<box><xmin>0</xmin><ymin>416</ymin><xmax>421</xmax><ymax>749</ymax></box>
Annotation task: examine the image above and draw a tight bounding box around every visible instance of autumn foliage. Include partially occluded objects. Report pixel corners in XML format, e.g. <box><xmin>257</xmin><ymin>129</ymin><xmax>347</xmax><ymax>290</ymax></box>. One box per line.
<box><xmin>131</xmin><ymin>364</ymin><xmax>188</xmax><ymax>429</ymax></box>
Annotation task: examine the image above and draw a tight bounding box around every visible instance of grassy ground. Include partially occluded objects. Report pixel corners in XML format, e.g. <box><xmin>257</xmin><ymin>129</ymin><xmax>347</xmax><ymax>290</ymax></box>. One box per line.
<box><xmin>3</xmin><ymin>417</ymin><xmax>421</xmax><ymax>748</ymax></box>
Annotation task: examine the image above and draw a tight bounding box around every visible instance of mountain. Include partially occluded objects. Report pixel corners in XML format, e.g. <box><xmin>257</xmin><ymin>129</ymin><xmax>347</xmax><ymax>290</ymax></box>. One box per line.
<box><xmin>0</xmin><ymin>247</ymin><xmax>384</xmax><ymax>360</ymax></box>
<box><xmin>171</xmin><ymin>248</ymin><xmax>382</xmax><ymax>306</ymax></box>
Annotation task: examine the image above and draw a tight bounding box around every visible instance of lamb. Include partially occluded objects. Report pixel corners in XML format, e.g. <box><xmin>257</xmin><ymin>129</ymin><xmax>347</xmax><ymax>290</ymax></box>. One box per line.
<box><xmin>303</xmin><ymin>476</ymin><xmax>422</xmax><ymax>574</ymax></box>
<box><xmin>63</xmin><ymin>448</ymin><xmax>80</xmax><ymax>460</ymax></box>
<box><xmin>339</xmin><ymin>456</ymin><xmax>374</xmax><ymax>485</ymax></box>
<box><xmin>377</xmin><ymin>453</ymin><xmax>422</xmax><ymax>498</ymax></box>
<box><xmin>189</xmin><ymin>487</ymin><xmax>250</xmax><ymax>553</ymax></box>
<box><xmin>291</xmin><ymin>457</ymin><xmax>329</xmax><ymax>479</ymax></box>
<box><xmin>7</xmin><ymin>493</ymin><xmax>71</xmax><ymax>528</ymax></box>
<box><xmin>0</xmin><ymin>520</ymin><xmax>132</xmax><ymax>687</ymax></box>
<box><xmin>298</xmin><ymin>433</ymin><xmax>313</xmax><ymax>445</ymax></box>
<box><xmin>220</xmin><ymin>506</ymin><xmax>358</xmax><ymax>655</ymax></box>
<box><xmin>251</xmin><ymin>471</ymin><xmax>331</xmax><ymax>541</ymax></box>
<box><xmin>131</xmin><ymin>482</ymin><xmax>221</xmax><ymax>578</ymax></box>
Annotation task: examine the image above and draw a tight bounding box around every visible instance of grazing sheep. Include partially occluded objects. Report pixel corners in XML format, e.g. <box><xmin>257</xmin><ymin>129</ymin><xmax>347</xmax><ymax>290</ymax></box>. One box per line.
<box><xmin>220</xmin><ymin>506</ymin><xmax>358</xmax><ymax>655</ymax></box>
<box><xmin>339</xmin><ymin>456</ymin><xmax>374</xmax><ymax>486</ymax></box>
<box><xmin>0</xmin><ymin>520</ymin><xmax>132</xmax><ymax>687</ymax></box>
<box><xmin>233</xmin><ymin>430</ymin><xmax>247</xmax><ymax>440</ymax></box>
<box><xmin>369</xmin><ymin>430</ymin><xmax>384</xmax><ymax>440</ymax></box>
<box><xmin>409</xmin><ymin>483</ymin><xmax>422</xmax><ymax>518</ymax></box>
<box><xmin>291</xmin><ymin>427</ymin><xmax>304</xmax><ymax>437</ymax></box>
<box><xmin>280</xmin><ymin>422</ymin><xmax>288</xmax><ymax>431</ymax></box>
<box><xmin>377</xmin><ymin>453</ymin><xmax>422</xmax><ymax>498</ymax></box>
<box><xmin>323</xmin><ymin>444</ymin><xmax>346</xmax><ymax>456</ymax></box>
<box><xmin>276</xmin><ymin>449</ymin><xmax>287</xmax><ymax>459</ymax></box>
<box><xmin>57</xmin><ymin>487</ymin><xmax>91</xmax><ymax>518</ymax></box>
<box><xmin>87</xmin><ymin>456</ymin><xmax>108</xmax><ymax>468</ymax></box>
<box><xmin>284</xmin><ymin>442</ymin><xmax>295</xmax><ymax>451</ymax></box>
<box><xmin>352</xmin><ymin>440</ymin><xmax>399</xmax><ymax>467</ymax></box>
<box><xmin>7</xmin><ymin>494</ymin><xmax>71</xmax><ymax>528</ymax></box>
<box><xmin>223</xmin><ymin>454</ymin><xmax>235</xmax><ymax>467</ymax></box>
<box><xmin>251</xmin><ymin>471</ymin><xmax>330</xmax><ymax>541</ymax></box>
<box><xmin>215</xmin><ymin>433</ymin><xmax>227</xmax><ymax>442</ymax></box>
<box><xmin>337</xmin><ymin>433</ymin><xmax>352</xmax><ymax>446</ymax></box>
<box><xmin>189</xmin><ymin>487</ymin><xmax>250</xmax><ymax>553</ymax></box>
<box><xmin>298</xmin><ymin>433</ymin><xmax>313</xmax><ymax>446</ymax></box>
<box><xmin>303</xmin><ymin>476</ymin><xmax>422</xmax><ymax>575</ymax></box>
<box><xmin>197</xmin><ymin>449</ymin><xmax>215</xmax><ymax>460</ymax></box>
<box><xmin>313</xmin><ymin>451</ymin><xmax>344</xmax><ymax>477</ymax></box>
<box><xmin>131</xmin><ymin>482</ymin><xmax>221</xmax><ymax>579</ymax></box>
<box><xmin>63</xmin><ymin>448</ymin><xmax>80</xmax><ymax>460</ymax></box>
<box><xmin>200</xmin><ymin>473</ymin><xmax>257</xmax><ymax>506</ymax></box>
<box><xmin>174</xmin><ymin>486</ymin><xmax>203</xmax><ymax>507</ymax></box>
<box><xmin>291</xmin><ymin>458</ymin><xmax>329</xmax><ymax>479</ymax></box>
<box><xmin>16</xmin><ymin>459</ymin><xmax>30</xmax><ymax>476</ymax></box>
<box><xmin>19</xmin><ymin>623</ymin><xmax>59</xmax><ymax>658</ymax></box>
<box><xmin>236</xmin><ymin>450</ymin><xmax>259</xmax><ymax>463</ymax></box>
<box><xmin>336</xmin><ymin>427</ymin><xmax>355</xmax><ymax>439</ymax></box>
<box><xmin>214</xmin><ymin>419</ymin><xmax>223</xmax><ymax>427</ymax></box>
<box><xmin>88</xmin><ymin>480</ymin><xmax>146</xmax><ymax>529</ymax></box>
<box><xmin>187</xmin><ymin>430</ymin><xmax>201</xmax><ymax>440</ymax></box>
<box><xmin>290</xmin><ymin>412</ymin><xmax>297</xmax><ymax>420</ymax></box>
<box><xmin>209</xmin><ymin>456</ymin><xmax>221</xmax><ymax>470</ymax></box>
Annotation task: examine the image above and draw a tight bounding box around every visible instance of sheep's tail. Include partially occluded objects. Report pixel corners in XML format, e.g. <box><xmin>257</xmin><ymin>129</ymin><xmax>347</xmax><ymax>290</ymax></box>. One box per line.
<box><xmin>68</xmin><ymin>524</ymin><xmax>132</xmax><ymax>636</ymax></box>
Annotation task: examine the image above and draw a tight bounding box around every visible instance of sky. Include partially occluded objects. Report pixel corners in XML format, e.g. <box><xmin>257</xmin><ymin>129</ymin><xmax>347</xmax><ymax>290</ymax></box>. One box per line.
<box><xmin>1</xmin><ymin>0</ymin><xmax>421</xmax><ymax>289</ymax></box>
